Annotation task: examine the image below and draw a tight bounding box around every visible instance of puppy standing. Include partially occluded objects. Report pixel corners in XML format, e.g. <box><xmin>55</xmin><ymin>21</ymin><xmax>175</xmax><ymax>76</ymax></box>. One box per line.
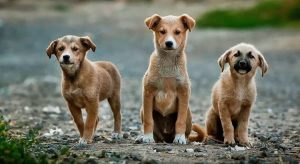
<box><xmin>189</xmin><ymin>43</ymin><xmax>268</xmax><ymax>146</ymax></box>
<box><xmin>46</xmin><ymin>35</ymin><xmax>122</xmax><ymax>145</ymax></box>
<box><xmin>140</xmin><ymin>14</ymin><xmax>195</xmax><ymax>144</ymax></box>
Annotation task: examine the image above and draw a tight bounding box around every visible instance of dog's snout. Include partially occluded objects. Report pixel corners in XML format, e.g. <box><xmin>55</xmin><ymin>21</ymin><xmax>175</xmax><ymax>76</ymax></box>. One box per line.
<box><xmin>239</xmin><ymin>60</ymin><xmax>246</xmax><ymax>67</ymax></box>
<box><xmin>165</xmin><ymin>41</ymin><xmax>173</xmax><ymax>48</ymax></box>
<box><xmin>63</xmin><ymin>55</ymin><xmax>70</xmax><ymax>61</ymax></box>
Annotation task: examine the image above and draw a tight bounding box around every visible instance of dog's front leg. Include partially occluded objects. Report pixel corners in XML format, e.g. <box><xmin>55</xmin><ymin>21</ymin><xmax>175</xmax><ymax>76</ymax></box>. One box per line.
<box><xmin>80</xmin><ymin>101</ymin><xmax>99</xmax><ymax>145</ymax></box>
<box><xmin>219</xmin><ymin>102</ymin><xmax>235</xmax><ymax>145</ymax></box>
<box><xmin>237</xmin><ymin>104</ymin><xmax>252</xmax><ymax>147</ymax></box>
<box><xmin>67</xmin><ymin>102</ymin><xmax>84</xmax><ymax>137</ymax></box>
<box><xmin>142</xmin><ymin>86</ymin><xmax>155</xmax><ymax>143</ymax></box>
<box><xmin>174</xmin><ymin>86</ymin><xmax>189</xmax><ymax>144</ymax></box>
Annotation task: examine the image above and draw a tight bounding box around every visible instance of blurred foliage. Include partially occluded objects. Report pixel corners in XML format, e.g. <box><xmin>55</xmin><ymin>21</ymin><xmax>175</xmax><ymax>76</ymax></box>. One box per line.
<box><xmin>197</xmin><ymin>0</ymin><xmax>300</xmax><ymax>29</ymax></box>
<box><xmin>0</xmin><ymin>115</ymin><xmax>47</xmax><ymax>164</ymax></box>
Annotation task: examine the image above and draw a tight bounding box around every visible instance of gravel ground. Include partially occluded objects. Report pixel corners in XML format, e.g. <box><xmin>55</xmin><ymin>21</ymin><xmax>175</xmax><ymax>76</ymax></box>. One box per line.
<box><xmin>0</xmin><ymin>0</ymin><xmax>299</xmax><ymax>163</ymax></box>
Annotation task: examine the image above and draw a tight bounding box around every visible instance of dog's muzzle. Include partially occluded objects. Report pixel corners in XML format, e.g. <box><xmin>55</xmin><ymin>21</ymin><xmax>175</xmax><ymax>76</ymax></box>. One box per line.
<box><xmin>234</xmin><ymin>60</ymin><xmax>252</xmax><ymax>74</ymax></box>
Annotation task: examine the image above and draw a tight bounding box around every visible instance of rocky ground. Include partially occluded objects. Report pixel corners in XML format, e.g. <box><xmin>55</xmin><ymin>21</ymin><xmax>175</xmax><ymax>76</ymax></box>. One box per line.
<box><xmin>0</xmin><ymin>0</ymin><xmax>300</xmax><ymax>163</ymax></box>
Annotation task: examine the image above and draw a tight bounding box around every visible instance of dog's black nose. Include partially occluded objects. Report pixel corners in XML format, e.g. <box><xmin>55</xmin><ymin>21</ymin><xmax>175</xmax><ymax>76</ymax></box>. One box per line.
<box><xmin>63</xmin><ymin>55</ymin><xmax>70</xmax><ymax>61</ymax></box>
<box><xmin>165</xmin><ymin>41</ymin><xmax>173</xmax><ymax>48</ymax></box>
<box><xmin>239</xmin><ymin>60</ymin><xmax>246</xmax><ymax>67</ymax></box>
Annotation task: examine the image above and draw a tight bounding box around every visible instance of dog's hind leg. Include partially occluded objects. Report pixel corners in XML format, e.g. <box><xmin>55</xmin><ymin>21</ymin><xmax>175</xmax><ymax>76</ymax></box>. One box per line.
<box><xmin>108</xmin><ymin>93</ymin><xmax>122</xmax><ymax>137</ymax></box>
<box><xmin>206</xmin><ymin>107</ymin><xmax>223</xmax><ymax>142</ymax></box>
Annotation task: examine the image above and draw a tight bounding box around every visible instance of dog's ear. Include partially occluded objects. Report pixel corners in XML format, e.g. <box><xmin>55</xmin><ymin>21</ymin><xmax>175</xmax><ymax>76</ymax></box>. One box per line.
<box><xmin>257</xmin><ymin>52</ymin><xmax>268</xmax><ymax>77</ymax></box>
<box><xmin>145</xmin><ymin>14</ymin><xmax>162</xmax><ymax>30</ymax></box>
<box><xmin>180</xmin><ymin>14</ymin><xmax>195</xmax><ymax>32</ymax></box>
<box><xmin>46</xmin><ymin>40</ymin><xmax>58</xmax><ymax>59</ymax></box>
<box><xmin>218</xmin><ymin>49</ymin><xmax>231</xmax><ymax>72</ymax></box>
<box><xmin>80</xmin><ymin>36</ymin><xmax>96</xmax><ymax>52</ymax></box>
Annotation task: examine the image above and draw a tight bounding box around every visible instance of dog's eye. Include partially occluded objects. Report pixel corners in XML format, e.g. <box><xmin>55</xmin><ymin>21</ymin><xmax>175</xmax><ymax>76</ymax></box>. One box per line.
<box><xmin>160</xmin><ymin>30</ymin><xmax>166</xmax><ymax>35</ymax></box>
<box><xmin>234</xmin><ymin>52</ymin><xmax>240</xmax><ymax>57</ymax></box>
<box><xmin>58</xmin><ymin>47</ymin><xmax>65</xmax><ymax>51</ymax></box>
<box><xmin>72</xmin><ymin>47</ymin><xmax>78</xmax><ymax>51</ymax></box>
<box><xmin>248</xmin><ymin>52</ymin><xmax>255</xmax><ymax>59</ymax></box>
<box><xmin>175</xmin><ymin>30</ymin><xmax>181</xmax><ymax>35</ymax></box>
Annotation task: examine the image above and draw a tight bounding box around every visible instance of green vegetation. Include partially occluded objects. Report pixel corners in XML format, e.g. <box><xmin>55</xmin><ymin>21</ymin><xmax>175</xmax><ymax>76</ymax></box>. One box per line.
<box><xmin>0</xmin><ymin>115</ymin><xmax>47</xmax><ymax>164</ymax></box>
<box><xmin>197</xmin><ymin>0</ymin><xmax>300</xmax><ymax>29</ymax></box>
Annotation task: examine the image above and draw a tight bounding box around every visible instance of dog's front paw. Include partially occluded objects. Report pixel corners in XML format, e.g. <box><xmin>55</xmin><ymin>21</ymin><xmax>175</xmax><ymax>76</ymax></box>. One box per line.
<box><xmin>76</xmin><ymin>138</ymin><xmax>88</xmax><ymax>147</ymax></box>
<box><xmin>173</xmin><ymin>134</ymin><xmax>186</xmax><ymax>144</ymax></box>
<box><xmin>142</xmin><ymin>133</ymin><xmax>155</xmax><ymax>144</ymax></box>
<box><xmin>112</xmin><ymin>132</ymin><xmax>123</xmax><ymax>140</ymax></box>
<box><xmin>224</xmin><ymin>137</ymin><xmax>235</xmax><ymax>146</ymax></box>
<box><xmin>238</xmin><ymin>140</ymin><xmax>252</xmax><ymax>147</ymax></box>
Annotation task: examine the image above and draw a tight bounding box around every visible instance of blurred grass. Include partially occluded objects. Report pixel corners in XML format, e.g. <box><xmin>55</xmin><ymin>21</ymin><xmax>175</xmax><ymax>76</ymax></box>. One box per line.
<box><xmin>197</xmin><ymin>0</ymin><xmax>300</xmax><ymax>29</ymax></box>
<box><xmin>0</xmin><ymin>115</ymin><xmax>47</xmax><ymax>163</ymax></box>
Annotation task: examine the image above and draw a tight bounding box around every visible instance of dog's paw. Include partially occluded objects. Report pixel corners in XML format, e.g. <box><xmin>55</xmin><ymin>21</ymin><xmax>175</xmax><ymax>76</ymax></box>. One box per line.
<box><xmin>238</xmin><ymin>140</ymin><xmax>252</xmax><ymax>147</ymax></box>
<box><xmin>112</xmin><ymin>132</ymin><xmax>123</xmax><ymax>140</ymax></box>
<box><xmin>75</xmin><ymin>138</ymin><xmax>88</xmax><ymax>147</ymax></box>
<box><xmin>173</xmin><ymin>134</ymin><xmax>186</xmax><ymax>144</ymax></box>
<box><xmin>224</xmin><ymin>137</ymin><xmax>236</xmax><ymax>146</ymax></box>
<box><xmin>142</xmin><ymin>133</ymin><xmax>155</xmax><ymax>144</ymax></box>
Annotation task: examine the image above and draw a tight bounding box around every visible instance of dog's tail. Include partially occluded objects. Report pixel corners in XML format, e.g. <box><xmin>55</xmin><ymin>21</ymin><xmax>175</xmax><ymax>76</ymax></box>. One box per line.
<box><xmin>188</xmin><ymin>123</ymin><xmax>207</xmax><ymax>142</ymax></box>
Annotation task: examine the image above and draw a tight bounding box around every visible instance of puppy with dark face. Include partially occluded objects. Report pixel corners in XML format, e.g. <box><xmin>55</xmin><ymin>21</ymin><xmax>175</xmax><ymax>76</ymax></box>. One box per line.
<box><xmin>46</xmin><ymin>35</ymin><xmax>122</xmax><ymax>146</ymax></box>
<box><xmin>140</xmin><ymin>14</ymin><xmax>195</xmax><ymax>144</ymax></box>
<box><xmin>189</xmin><ymin>43</ymin><xmax>268</xmax><ymax>146</ymax></box>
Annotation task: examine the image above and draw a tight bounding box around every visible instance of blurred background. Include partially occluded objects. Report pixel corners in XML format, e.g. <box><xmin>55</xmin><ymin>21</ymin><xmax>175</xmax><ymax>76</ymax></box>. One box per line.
<box><xmin>0</xmin><ymin>0</ymin><xmax>299</xmax><ymax>163</ymax></box>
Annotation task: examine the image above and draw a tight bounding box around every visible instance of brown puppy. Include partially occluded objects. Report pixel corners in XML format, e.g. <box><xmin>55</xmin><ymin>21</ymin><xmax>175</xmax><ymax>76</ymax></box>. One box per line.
<box><xmin>140</xmin><ymin>14</ymin><xmax>195</xmax><ymax>144</ymax></box>
<box><xmin>189</xmin><ymin>43</ymin><xmax>268</xmax><ymax>146</ymax></box>
<box><xmin>46</xmin><ymin>35</ymin><xmax>122</xmax><ymax>145</ymax></box>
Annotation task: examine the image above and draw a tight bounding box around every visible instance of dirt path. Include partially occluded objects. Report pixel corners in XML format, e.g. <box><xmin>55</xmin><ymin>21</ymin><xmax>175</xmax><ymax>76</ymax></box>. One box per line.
<box><xmin>0</xmin><ymin>0</ymin><xmax>299</xmax><ymax>163</ymax></box>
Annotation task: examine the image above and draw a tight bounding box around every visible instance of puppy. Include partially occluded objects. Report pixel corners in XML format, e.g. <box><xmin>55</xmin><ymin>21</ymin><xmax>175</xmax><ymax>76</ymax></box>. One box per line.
<box><xmin>189</xmin><ymin>43</ymin><xmax>268</xmax><ymax>146</ymax></box>
<box><xmin>140</xmin><ymin>14</ymin><xmax>195</xmax><ymax>144</ymax></box>
<box><xmin>46</xmin><ymin>35</ymin><xmax>122</xmax><ymax>145</ymax></box>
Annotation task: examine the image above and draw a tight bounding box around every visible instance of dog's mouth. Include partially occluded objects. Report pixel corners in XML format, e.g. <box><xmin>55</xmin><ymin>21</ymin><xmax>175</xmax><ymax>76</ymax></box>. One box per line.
<box><xmin>163</xmin><ymin>47</ymin><xmax>176</xmax><ymax>51</ymax></box>
<box><xmin>234</xmin><ymin>64</ymin><xmax>252</xmax><ymax>75</ymax></box>
<box><xmin>60</xmin><ymin>62</ymin><xmax>74</xmax><ymax>66</ymax></box>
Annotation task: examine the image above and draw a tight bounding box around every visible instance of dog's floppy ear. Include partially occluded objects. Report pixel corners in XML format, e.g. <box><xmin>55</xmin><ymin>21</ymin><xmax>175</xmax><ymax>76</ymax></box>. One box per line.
<box><xmin>180</xmin><ymin>14</ymin><xmax>195</xmax><ymax>32</ymax></box>
<box><xmin>218</xmin><ymin>49</ymin><xmax>231</xmax><ymax>72</ymax></box>
<box><xmin>80</xmin><ymin>36</ymin><xmax>96</xmax><ymax>52</ymax></box>
<box><xmin>46</xmin><ymin>40</ymin><xmax>58</xmax><ymax>59</ymax></box>
<box><xmin>145</xmin><ymin>14</ymin><xmax>162</xmax><ymax>30</ymax></box>
<box><xmin>257</xmin><ymin>52</ymin><xmax>268</xmax><ymax>77</ymax></box>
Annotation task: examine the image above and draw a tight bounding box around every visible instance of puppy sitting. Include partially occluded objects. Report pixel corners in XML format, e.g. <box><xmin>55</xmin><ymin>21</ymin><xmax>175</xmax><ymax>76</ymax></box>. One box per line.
<box><xmin>189</xmin><ymin>43</ymin><xmax>268</xmax><ymax>146</ymax></box>
<box><xmin>46</xmin><ymin>35</ymin><xmax>122</xmax><ymax>145</ymax></box>
<box><xmin>140</xmin><ymin>14</ymin><xmax>195</xmax><ymax>144</ymax></box>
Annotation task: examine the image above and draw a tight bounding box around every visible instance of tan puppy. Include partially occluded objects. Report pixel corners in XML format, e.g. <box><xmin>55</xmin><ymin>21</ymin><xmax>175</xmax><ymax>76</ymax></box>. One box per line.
<box><xmin>189</xmin><ymin>43</ymin><xmax>268</xmax><ymax>146</ymax></box>
<box><xmin>140</xmin><ymin>14</ymin><xmax>195</xmax><ymax>144</ymax></box>
<box><xmin>46</xmin><ymin>35</ymin><xmax>122</xmax><ymax>145</ymax></box>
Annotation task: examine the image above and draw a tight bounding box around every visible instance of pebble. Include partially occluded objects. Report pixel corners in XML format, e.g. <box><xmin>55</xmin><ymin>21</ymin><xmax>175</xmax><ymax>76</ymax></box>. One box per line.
<box><xmin>123</xmin><ymin>132</ymin><xmax>130</xmax><ymax>139</ymax></box>
<box><xmin>154</xmin><ymin>146</ymin><xmax>173</xmax><ymax>152</ymax></box>
<box><xmin>130</xmin><ymin>152</ymin><xmax>143</xmax><ymax>161</ymax></box>
<box><xmin>185</xmin><ymin>148</ymin><xmax>194</xmax><ymax>153</ymax></box>
<box><xmin>86</xmin><ymin>157</ymin><xmax>98</xmax><ymax>164</ymax></box>
<box><xmin>269</xmin><ymin>136</ymin><xmax>281</xmax><ymax>143</ymax></box>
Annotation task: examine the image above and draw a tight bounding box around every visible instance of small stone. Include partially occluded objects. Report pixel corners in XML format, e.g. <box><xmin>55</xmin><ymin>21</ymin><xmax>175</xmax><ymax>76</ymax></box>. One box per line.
<box><xmin>154</xmin><ymin>146</ymin><xmax>173</xmax><ymax>152</ymax></box>
<box><xmin>185</xmin><ymin>148</ymin><xmax>194</xmax><ymax>153</ymax></box>
<box><xmin>130</xmin><ymin>152</ymin><xmax>143</xmax><ymax>161</ymax></box>
<box><xmin>194</xmin><ymin>148</ymin><xmax>204</xmax><ymax>152</ymax></box>
<box><xmin>269</xmin><ymin>137</ymin><xmax>280</xmax><ymax>143</ymax></box>
<box><xmin>86</xmin><ymin>157</ymin><xmax>97</xmax><ymax>164</ymax></box>
<box><xmin>123</xmin><ymin>132</ymin><xmax>130</xmax><ymax>139</ymax></box>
